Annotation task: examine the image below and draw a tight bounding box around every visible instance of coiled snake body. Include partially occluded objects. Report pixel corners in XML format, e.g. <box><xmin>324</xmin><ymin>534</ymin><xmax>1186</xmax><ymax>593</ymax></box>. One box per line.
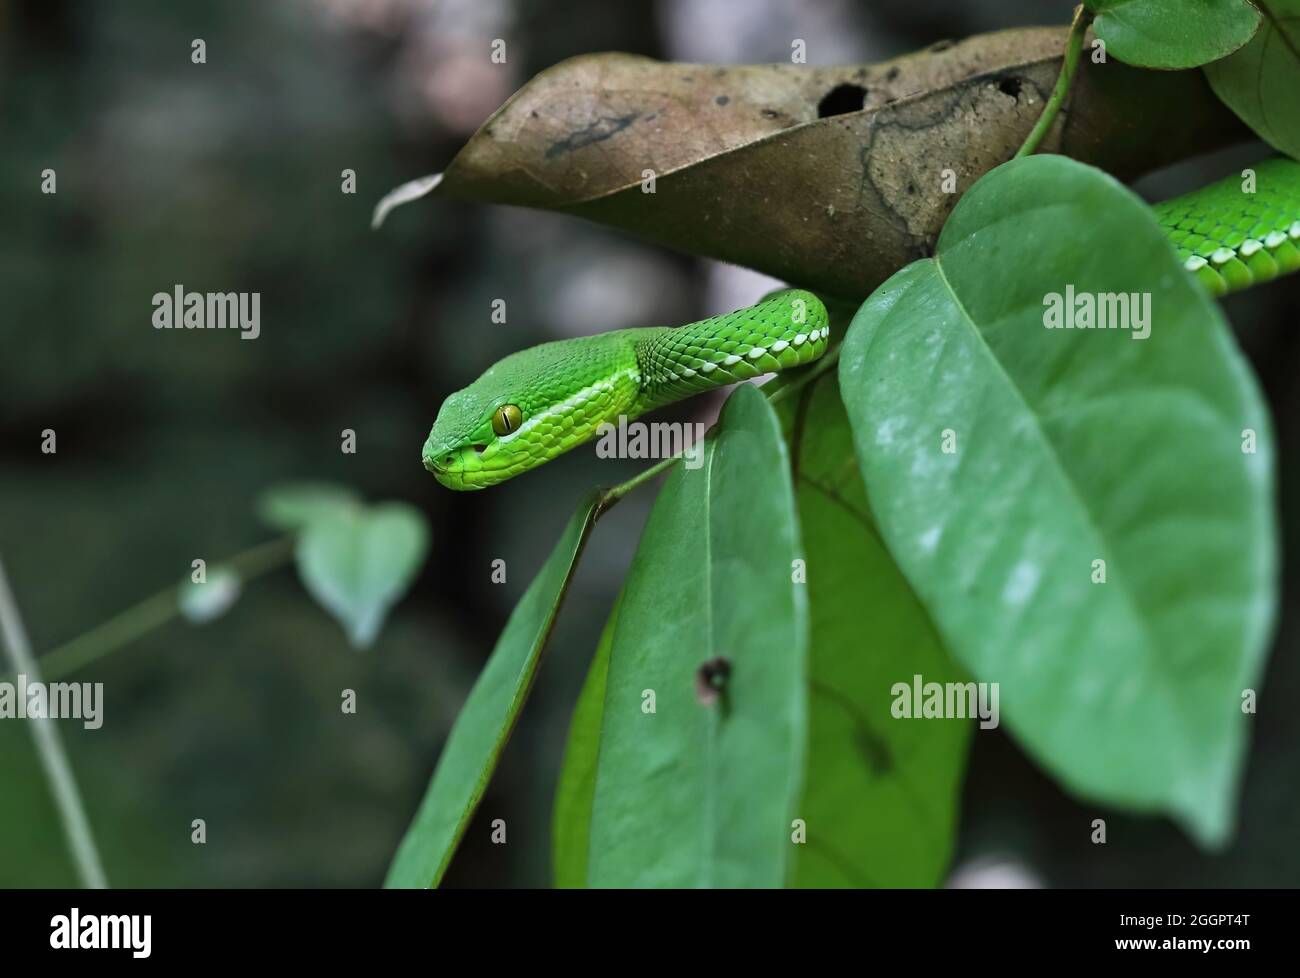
<box><xmin>424</xmin><ymin>158</ymin><xmax>1300</xmax><ymax>490</ymax></box>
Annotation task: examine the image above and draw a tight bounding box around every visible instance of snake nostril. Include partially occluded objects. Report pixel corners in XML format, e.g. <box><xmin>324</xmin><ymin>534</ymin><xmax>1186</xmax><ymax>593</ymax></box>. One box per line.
<box><xmin>473</xmin><ymin>444</ymin><xmax>487</xmax><ymax>454</ymax></box>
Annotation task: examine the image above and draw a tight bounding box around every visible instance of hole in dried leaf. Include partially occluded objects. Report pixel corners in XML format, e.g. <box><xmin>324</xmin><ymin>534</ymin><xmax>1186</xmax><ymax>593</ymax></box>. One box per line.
<box><xmin>998</xmin><ymin>76</ymin><xmax>1023</xmax><ymax>100</ymax></box>
<box><xmin>817</xmin><ymin>83</ymin><xmax>867</xmax><ymax>118</ymax></box>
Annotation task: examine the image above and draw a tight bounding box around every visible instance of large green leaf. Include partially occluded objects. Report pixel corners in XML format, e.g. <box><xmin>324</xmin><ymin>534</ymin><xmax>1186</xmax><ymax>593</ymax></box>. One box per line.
<box><xmin>1087</xmin><ymin>0</ymin><xmax>1261</xmax><ymax>69</ymax></box>
<box><xmin>386</xmin><ymin>492</ymin><xmax>602</xmax><ymax>887</ymax></box>
<box><xmin>839</xmin><ymin>155</ymin><xmax>1276</xmax><ymax>847</ymax></box>
<box><xmin>1205</xmin><ymin>0</ymin><xmax>1300</xmax><ymax>160</ymax></box>
<box><xmin>586</xmin><ymin>385</ymin><xmax>807</xmax><ymax>887</ymax></box>
<box><xmin>779</xmin><ymin>377</ymin><xmax>972</xmax><ymax>887</ymax></box>
<box><xmin>550</xmin><ymin>595</ymin><xmax>618</xmax><ymax>889</ymax></box>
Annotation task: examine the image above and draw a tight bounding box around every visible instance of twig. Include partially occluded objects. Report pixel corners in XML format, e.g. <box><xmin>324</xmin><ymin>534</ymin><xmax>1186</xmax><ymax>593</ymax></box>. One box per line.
<box><xmin>1015</xmin><ymin>5</ymin><xmax>1093</xmax><ymax>159</ymax></box>
<box><xmin>33</xmin><ymin>536</ymin><xmax>294</xmax><ymax>683</ymax></box>
<box><xmin>0</xmin><ymin>556</ymin><xmax>108</xmax><ymax>889</ymax></box>
<box><xmin>596</xmin><ymin>348</ymin><xmax>844</xmax><ymax>515</ymax></box>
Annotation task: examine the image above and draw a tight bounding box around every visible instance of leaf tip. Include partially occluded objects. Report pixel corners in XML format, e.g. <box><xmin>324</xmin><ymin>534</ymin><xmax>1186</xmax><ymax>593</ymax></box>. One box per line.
<box><xmin>371</xmin><ymin>172</ymin><xmax>444</xmax><ymax>229</ymax></box>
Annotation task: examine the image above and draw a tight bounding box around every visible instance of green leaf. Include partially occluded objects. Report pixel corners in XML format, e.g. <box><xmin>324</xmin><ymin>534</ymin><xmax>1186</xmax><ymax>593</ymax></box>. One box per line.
<box><xmin>778</xmin><ymin>377</ymin><xmax>972</xmax><ymax>887</ymax></box>
<box><xmin>1205</xmin><ymin>0</ymin><xmax>1300</xmax><ymax>160</ymax></box>
<box><xmin>586</xmin><ymin>384</ymin><xmax>807</xmax><ymax>887</ymax></box>
<box><xmin>257</xmin><ymin>482</ymin><xmax>361</xmax><ymax>532</ymax></box>
<box><xmin>839</xmin><ymin>155</ymin><xmax>1276</xmax><ymax>847</ymax></box>
<box><xmin>386</xmin><ymin>492</ymin><xmax>601</xmax><ymax>888</ymax></box>
<box><xmin>296</xmin><ymin>502</ymin><xmax>430</xmax><ymax>649</ymax></box>
<box><xmin>1087</xmin><ymin>0</ymin><xmax>1261</xmax><ymax>69</ymax></box>
<box><xmin>177</xmin><ymin>567</ymin><xmax>241</xmax><ymax>624</ymax></box>
<box><xmin>550</xmin><ymin>594</ymin><xmax>618</xmax><ymax>889</ymax></box>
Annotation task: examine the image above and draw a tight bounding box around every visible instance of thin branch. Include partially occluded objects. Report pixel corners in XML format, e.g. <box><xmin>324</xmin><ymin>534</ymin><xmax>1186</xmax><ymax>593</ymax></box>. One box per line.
<box><xmin>597</xmin><ymin>454</ymin><xmax>679</xmax><ymax>514</ymax></box>
<box><xmin>0</xmin><ymin>556</ymin><xmax>108</xmax><ymax>889</ymax></box>
<box><xmin>1015</xmin><ymin>5</ymin><xmax>1093</xmax><ymax>159</ymax></box>
<box><xmin>32</xmin><ymin>536</ymin><xmax>294</xmax><ymax>683</ymax></box>
<box><xmin>596</xmin><ymin>349</ymin><xmax>844</xmax><ymax>516</ymax></box>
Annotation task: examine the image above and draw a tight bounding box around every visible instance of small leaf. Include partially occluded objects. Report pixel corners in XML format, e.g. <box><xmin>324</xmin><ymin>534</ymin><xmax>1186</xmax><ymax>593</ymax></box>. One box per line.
<box><xmin>296</xmin><ymin>502</ymin><xmax>430</xmax><ymax>649</ymax></box>
<box><xmin>550</xmin><ymin>594</ymin><xmax>618</xmax><ymax>889</ymax></box>
<box><xmin>257</xmin><ymin>482</ymin><xmax>360</xmax><ymax>532</ymax></box>
<box><xmin>177</xmin><ymin>567</ymin><xmax>241</xmax><ymax>624</ymax></box>
<box><xmin>586</xmin><ymin>385</ymin><xmax>807</xmax><ymax>887</ymax></box>
<box><xmin>371</xmin><ymin>172</ymin><xmax>443</xmax><ymax>229</ymax></box>
<box><xmin>839</xmin><ymin>155</ymin><xmax>1276</xmax><ymax>846</ymax></box>
<box><xmin>1087</xmin><ymin>0</ymin><xmax>1261</xmax><ymax>69</ymax></box>
<box><xmin>386</xmin><ymin>492</ymin><xmax>601</xmax><ymax>888</ymax></box>
<box><xmin>778</xmin><ymin>377</ymin><xmax>972</xmax><ymax>887</ymax></box>
<box><xmin>1205</xmin><ymin>0</ymin><xmax>1300</xmax><ymax>160</ymax></box>
<box><xmin>378</xmin><ymin>28</ymin><xmax>1244</xmax><ymax>297</ymax></box>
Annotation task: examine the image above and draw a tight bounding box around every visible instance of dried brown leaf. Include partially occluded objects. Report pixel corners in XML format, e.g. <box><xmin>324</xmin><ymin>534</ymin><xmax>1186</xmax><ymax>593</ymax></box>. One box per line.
<box><xmin>388</xmin><ymin>26</ymin><xmax>1247</xmax><ymax>298</ymax></box>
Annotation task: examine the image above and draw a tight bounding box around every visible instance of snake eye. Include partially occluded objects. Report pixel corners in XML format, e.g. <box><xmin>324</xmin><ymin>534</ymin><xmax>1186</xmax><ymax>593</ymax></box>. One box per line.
<box><xmin>491</xmin><ymin>403</ymin><xmax>522</xmax><ymax>436</ymax></box>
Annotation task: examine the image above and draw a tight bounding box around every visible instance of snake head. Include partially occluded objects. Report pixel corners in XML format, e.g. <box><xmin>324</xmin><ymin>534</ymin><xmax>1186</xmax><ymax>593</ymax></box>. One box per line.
<box><xmin>423</xmin><ymin>334</ymin><xmax>640</xmax><ymax>490</ymax></box>
<box><xmin>421</xmin><ymin>385</ymin><xmax>513</xmax><ymax>491</ymax></box>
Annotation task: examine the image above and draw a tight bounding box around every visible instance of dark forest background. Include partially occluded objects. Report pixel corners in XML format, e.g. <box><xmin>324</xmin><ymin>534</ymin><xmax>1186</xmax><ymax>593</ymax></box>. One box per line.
<box><xmin>1</xmin><ymin>0</ymin><xmax>1296</xmax><ymax>887</ymax></box>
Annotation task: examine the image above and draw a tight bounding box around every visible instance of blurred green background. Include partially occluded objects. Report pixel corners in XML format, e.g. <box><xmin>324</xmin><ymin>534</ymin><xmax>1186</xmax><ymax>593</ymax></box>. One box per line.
<box><xmin>1</xmin><ymin>0</ymin><xmax>1296</xmax><ymax>887</ymax></box>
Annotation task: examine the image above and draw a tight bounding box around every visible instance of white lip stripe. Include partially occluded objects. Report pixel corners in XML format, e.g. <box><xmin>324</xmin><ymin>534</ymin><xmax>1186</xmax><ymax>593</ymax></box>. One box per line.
<box><xmin>1265</xmin><ymin>230</ymin><xmax>1287</xmax><ymax>248</ymax></box>
<box><xmin>793</xmin><ymin>333</ymin><xmax>807</xmax><ymax>346</ymax></box>
<box><xmin>1240</xmin><ymin>239</ymin><xmax>1262</xmax><ymax>257</ymax></box>
<box><xmin>722</xmin><ymin>354</ymin><xmax>741</xmax><ymax>366</ymax></box>
<box><xmin>1185</xmin><ymin>255</ymin><xmax>1208</xmax><ymax>271</ymax></box>
<box><xmin>1211</xmin><ymin>247</ymin><xmax>1235</xmax><ymax>265</ymax></box>
<box><xmin>771</xmin><ymin>340</ymin><xmax>789</xmax><ymax>352</ymax></box>
<box><xmin>747</xmin><ymin>347</ymin><xmax>766</xmax><ymax>359</ymax></box>
<box><xmin>700</xmin><ymin>361</ymin><xmax>717</xmax><ymax>373</ymax></box>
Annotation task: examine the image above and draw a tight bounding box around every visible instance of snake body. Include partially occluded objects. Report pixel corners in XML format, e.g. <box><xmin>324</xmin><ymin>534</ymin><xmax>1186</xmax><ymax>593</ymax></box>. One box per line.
<box><xmin>1154</xmin><ymin>158</ymin><xmax>1300</xmax><ymax>297</ymax></box>
<box><xmin>424</xmin><ymin>159</ymin><xmax>1300</xmax><ymax>490</ymax></box>
<box><xmin>424</xmin><ymin>289</ymin><xmax>829</xmax><ymax>489</ymax></box>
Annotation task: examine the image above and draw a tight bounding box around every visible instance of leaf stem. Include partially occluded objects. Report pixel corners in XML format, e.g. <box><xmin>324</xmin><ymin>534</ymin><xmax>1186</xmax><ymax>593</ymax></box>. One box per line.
<box><xmin>766</xmin><ymin>345</ymin><xmax>842</xmax><ymax>406</ymax></box>
<box><xmin>1015</xmin><ymin>4</ymin><xmax>1093</xmax><ymax>159</ymax></box>
<box><xmin>596</xmin><ymin>348</ymin><xmax>844</xmax><ymax>515</ymax></box>
<box><xmin>30</xmin><ymin>535</ymin><xmax>295</xmax><ymax>683</ymax></box>
<box><xmin>0</xmin><ymin>556</ymin><xmax>108</xmax><ymax>889</ymax></box>
<box><xmin>597</xmin><ymin>455</ymin><xmax>679</xmax><ymax>513</ymax></box>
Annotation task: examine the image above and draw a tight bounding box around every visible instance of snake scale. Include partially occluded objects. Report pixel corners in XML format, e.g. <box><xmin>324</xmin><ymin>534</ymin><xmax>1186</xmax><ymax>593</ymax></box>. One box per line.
<box><xmin>424</xmin><ymin>157</ymin><xmax>1300</xmax><ymax>490</ymax></box>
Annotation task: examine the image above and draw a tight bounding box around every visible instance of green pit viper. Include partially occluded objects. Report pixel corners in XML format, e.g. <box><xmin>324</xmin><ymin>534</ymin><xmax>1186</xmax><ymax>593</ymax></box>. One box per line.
<box><xmin>423</xmin><ymin>158</ymin><xmax>1300</xmax><ymax>490</ymax></box>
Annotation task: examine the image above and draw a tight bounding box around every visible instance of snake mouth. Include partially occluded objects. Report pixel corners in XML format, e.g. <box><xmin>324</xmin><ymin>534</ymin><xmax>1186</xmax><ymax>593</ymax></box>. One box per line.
<box><xmin>433</xmin><ymin>469</ymin><xmax>472</xmax><ymax>490</ymax></box>
<box><xmin>422</xmin><ymin>445</ymin><xmax>491</xmax><ymax>491</ymax></box>
<box><xmin>422</xmin><ymin>447</ymin><xmax>455</xmax><ymax>483</ymax></box>
<box><xmin>425</xmin><ymin>459</ymin><xmax>468</xmax><ymax>490</ymax></box>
